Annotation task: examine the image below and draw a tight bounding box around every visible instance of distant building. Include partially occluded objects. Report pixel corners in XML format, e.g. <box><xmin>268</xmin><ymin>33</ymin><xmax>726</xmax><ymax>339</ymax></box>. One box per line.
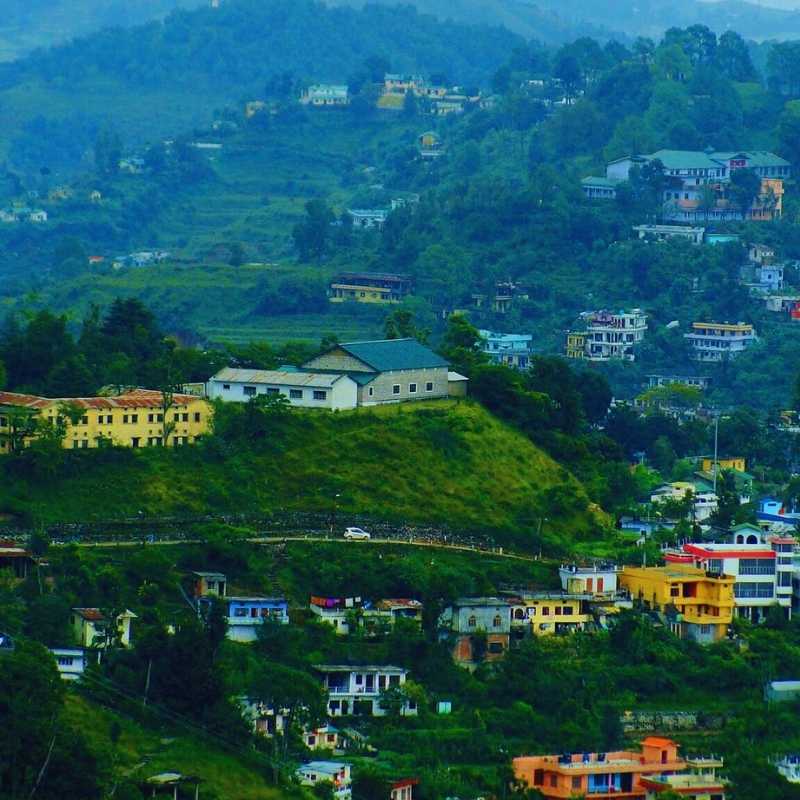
<box><xmin>418</xmin><ymin>131</ymin><xmax>444</xmax><ymax>159</ymax></box>
<box><xmin>581</xmin><ymin>175</ymin><xmax>621</xmax><ymax>199</ymax></box>
<box><xmin>684</xmin><ymin>322</ymin><xmax>757</xmax><ymax>362</ymax></box>
<box><xmin>207</xmin><ymin>368</ymin><xmax>359</xmax><ymax>411</ymax></box>
<box><xmin>300</xmin><ymin>85</ymin><xmax>350</xmax><ymax>107</ymax></box>
<box><xmin>310</xmin><ymin>596</ymin><xmax>364</xmax><ymax>635</ymax></box>
<box><xmin>50</xmin><ymin>648</ymin><xmax>87</xmax><ymax>681</ymax></box>
<box><xmin>650</xmin><ymin>480</ymin><xmax>718</xmax><ymax>521</ymax></box>
<box><xmin>390</xmin><ymin>779</ymin><xmax>418</xmax><ymax>800</ymax></box>
<box><xmin>766</xmin><ymin>681</ymin><xmax>800</xmax><ymax>704</ymax></box>
<box><xmin>191</xmin><ymin>571</ymin><xmax>227</xmax><ymax>598</ymax></box>
<box><xmin>439</xmin><ymin>598</ymin><xmax>511</xmax><ymax>666</ymax></box>
<box><xmin>774</xmin><ymin>754</ymin><xmax>800</xmax><ymax>783</ymax></box>
<box><xmin>567</xmin><ymin>309</ymin><xmax>647</xmax><ymax>361</ymax></box>
<box><xmin>647</xmin><ymin>375</ymin><xmax>711</xmax><ymax>390</ymax></box>
<box><xmin>314</xmin><ymin>664</ymin><xmax>417</xmax><ymax>717</ymax></box>
<box><xmin>297</xmin><ymin>761</ymin><xmax>352</xmax><ymax>800</ymax></box>
<box><xmin>224</xmin><ymin>597</ymin><xmax>289</xmax><ymax>642</ymax></box>
<box><xmin>329</xmin><ymin>272</ymin><xmax>413</xmax><ymax>304</ymax></box>
<box><xmin>71</xmin><ymin>608</ymin><xmax>136</xmax><ymax>649</ymax></box>
<box><xmin>347</xmin><ymin>209</ymin><xmax>389</xmax><ymax>230</ymax></box>
<box><xmin>633</xmin><ymin>224</ymin><xmax>705</xmax><ymax>244</ymax></box>
<box><xmin>478</xmin><ymin>330</ymin><xmax>533</xmax><ymax>370</ymax></box>
<box><xmin>0</xmin><ymin>541</ymin><xmax>36</xmax><ymax>579</ymax></box>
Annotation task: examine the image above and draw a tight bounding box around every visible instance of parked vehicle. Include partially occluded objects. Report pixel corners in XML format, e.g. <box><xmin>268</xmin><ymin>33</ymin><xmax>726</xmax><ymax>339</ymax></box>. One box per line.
<box><xmin>344</xmin><ymin>527</ymin><xmax>371</xmax><ymax>540</ymax></box>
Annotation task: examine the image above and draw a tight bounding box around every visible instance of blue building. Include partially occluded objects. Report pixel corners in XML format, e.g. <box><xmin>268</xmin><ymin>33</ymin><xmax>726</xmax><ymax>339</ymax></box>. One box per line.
<box><xmin>225</xmin><ymin>596</ymin><xmax>289</xmax><ymax>642</ymax></box>
<box><xmin>478</xmin><ymin>330</ymin><xmax>533</xmax><ymax>370</ymax></box>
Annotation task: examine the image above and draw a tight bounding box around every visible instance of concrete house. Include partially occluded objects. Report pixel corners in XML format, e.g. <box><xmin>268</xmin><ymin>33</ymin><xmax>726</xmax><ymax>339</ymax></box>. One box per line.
<box><xmin>50</xmin><ymin>648</ymin><xmax>87</xmax><ymax>681</ymax></box>
<box><xmin>310</xmin><ymin>596</ymin><xmax>364</xmax><ymax>635</ymax></box>
<box><xmin>225</xmin><ymin>597</ymin><xmax>289</xmax><ymax>642</ymax></box>
<box><xmin>479</xmin><ymin>330</ymin><xmax>533</xmax><ymax>369</ymax></box>
<box><xmin>314</xmin><ymin>664</ymin><xmax>417</xmax><ymax>717</ymax></box>
<box><xmin>207</xmin><ymin>368</ymin><xmax>359</xmax><ymax>411</ymax></box>
<box><xmin>302</xmin><ymin>338</ymin><xmax>453</xmax><ymax>405</ymax></box>
<box><xmin>71</xmin><ymin>608</ymin><xmax>136</xmax><ymax>649</ymax></box>
<box><xmin>191</xmin><ymin>571</ymin><xmax>227</xmax><ymax>598</ymax></box>
<box><xmin>297</xmin><ymin>762</ymin><xmax>352</xmax><ymax>800</ymax></box>
<box><xmin>439</xmin><ymin>597</ymin><xmax>511</xmax><ymax>666</ymax></box>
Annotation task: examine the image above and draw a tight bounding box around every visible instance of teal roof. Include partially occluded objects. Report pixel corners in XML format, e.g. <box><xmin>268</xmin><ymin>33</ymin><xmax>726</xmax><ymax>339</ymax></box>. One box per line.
<box><xmin>338</xmin><ymin>339</ymin><xmax>449</xmax><ymax>372</ymax></box>
<box><xmin>648</xmin><ymin>150</ymin><xmax>722</xmax><ymax>170</ymax></box>
<box><xmin>582</xmin><ymin>176</ymin><xmax>621</xmax><ymax>188</ymax></box>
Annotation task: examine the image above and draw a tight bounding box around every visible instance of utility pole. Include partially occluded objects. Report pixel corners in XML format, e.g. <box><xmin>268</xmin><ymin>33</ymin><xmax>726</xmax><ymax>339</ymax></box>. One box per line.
<box><xmin>713</xmin><ymin>410</ymin><xmax>720</xmax><ymax>494</ymax></box>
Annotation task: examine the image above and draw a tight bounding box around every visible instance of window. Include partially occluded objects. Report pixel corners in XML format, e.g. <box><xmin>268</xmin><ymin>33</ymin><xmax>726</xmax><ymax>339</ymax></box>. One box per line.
<box><xmin>355</xmin><ymin>673</ymin><xmax>364</xmax><ymax>685</ymax></box>
<box><xmin>555</xmin><ymin>607</ymin><xmax>562</xmax><ymax>616</ymax></box>
<box><xmin>148</xmin><ymin>413</ymin><xmax>154</xmax><ymax>423</ymax></box>
<box><xmin>739</xmin><ymin>559</ymin><xmax>775</xmax><ymax>576</ymax></box>
<box><xmin>182</xmin><ymin>413</ymin><xmax>189</xmax><ymax>422</ymax></box>
<box><xmin>222</xmin><ymin>384</ymin><xmax>230</xmax><ymax>390</ymax></box>
<box><xmin>313</xmin><ymin>390</ymin><xmax>327</xmax><ymax>401</ymax></box>
<box><xmin>572</xmin><ymin>777</ymin><xmax>582</xmax><ymax>790</ymax></box>
<box><xmin>194</xmin><ymin>413</ymin><xmax>201</xmax><ymax>422</ymax></box>
<box><xmin>488</xmin><ymin>642</ymin><xmax>503</xmax><ymax>654</ymax></box>
<box><xmin>493</xmin><ymin>614</ymin><xmax>502</xmax><ymax>627</ymax></box>
<box><xmin>266</xmin><ymin>387</ymin><xmax>280</xmax><ymax>395</ymax></box>
<box><xmin>289</xmin><ymin>389</ymin><xmax>303</xmax><ymax>399</ymax></box>
<box><xmin>131</xmin><ymin>437</ymin><xmax>140</xmax><ymax>447</ymax></box>
<box><xmin>57</xmin><ymin>657</ymin><xmax>74</xmax><ymax>666</ymax></box>
<box><xmin>392</xmin><ymin>384</ymin><xmax>401</xmax><ymax>395</ymax></box>
<box><xmin>81</xmin><ymin>416</ymin><xmax>88</xmax><ymax>425</ymax></box>
<box><xmin>426</xmin><ymin>382</ymin><xmax>434</xmax><ymax>392</ymax></box>
<box><xmin>157</xmin><ymin>414</ymin><xmax>163</xmax><ymax>423</ymax></box>
<box><xmin>467</xmin><ymin>615</ymin><xmax>477</xmax><ymax>627</ymax></box>
<box><xmin>123</xmin><ymin>414</ymin><xmax>129</xmax><ymax>424</ymax></box>
<box><xmin>368</xmin><ymin>387</ymin><xmax>374</xmax><ymax>397</ymax></box>
<box><xmin>734</xmin><ymin>582</ymin><xmax>774</xmax><ymax>599</ymax></box>
<box><xmin>409</xmin><ymin>383</ymin><xmax>417</xmax><ymax>394</ymax></box>
<box><xmin>173</xmin><ymin>413</ymin><xmax>180</xmax><ymax>422</ymax></box>
<box><xmin>234</xmin><ymin>607</ymin><xmax>248</xmax><ymax>617</ymax></box>
<box><xmin>563</xmin><ymin>606</ymin><xmax>573</xmax><ymax>615</ymax></box>
<box><xmin>542</xmin><ymin>607</ymin><xmax>550</xmax><ymax>616</ymax></box>
<box><xmin>670</xmin><ymin>585</ymin><xmax>680</xmax><ymax>597</ymax></box>
<box><xmin>243</xmin><ymin>386</ymin><xmax>257</xmax><ymax>397</ymax></box>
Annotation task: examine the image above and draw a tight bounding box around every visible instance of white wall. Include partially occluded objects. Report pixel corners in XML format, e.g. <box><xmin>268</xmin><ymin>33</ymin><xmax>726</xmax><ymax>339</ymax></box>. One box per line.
<box><xmin>208</xmin><ymin>378</ymin><xmax>358</xmax><ymax>411</ymax></box>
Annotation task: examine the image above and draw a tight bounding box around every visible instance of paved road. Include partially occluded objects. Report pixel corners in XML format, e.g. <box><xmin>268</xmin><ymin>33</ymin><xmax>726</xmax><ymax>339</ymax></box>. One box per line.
<box><xmin>71</xmin><ymin>533</ymin><xmax>539</xmax><ymax>562</ymax></box>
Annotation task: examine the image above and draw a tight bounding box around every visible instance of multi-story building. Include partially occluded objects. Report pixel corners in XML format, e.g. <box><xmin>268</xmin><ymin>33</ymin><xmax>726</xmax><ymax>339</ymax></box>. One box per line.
<box><xmin>313</xmin><ymin>664</ymin><xmax>418</xmax><ymax>717</ymax></box>
<box><xmin>567</xmin><ymin>310</ymin><xmax>647</xmax><ymax>361</ymax></box>
<box><xmin>684</xmin><ymin>322</ymin><xmax>757</xmax><ymax>362</ymax></box>
<box><xmin>513</xmin><ymin>737</ymin><xmax>712</xmax><ymax>800</ymax></box>
<box><xmin>632</xmin><ymin>224</ymin><xmax>706</xmax><ymax>244</ymax></box>
<box><xmin>478</xmin><ymin>330</ymin><xmax>533</xmax><ymax>369</ymax></box>
<box><xmin>328</xmin><ymin>272</ymin><xmax>413</xmax><ymax>304</ymax></box>
<box><xmin>650</xmin><ymin>480</ymin><xmax>718</xmax><ymax>522</ymax></box>
<box><xmin>50</xmin><ymin>648</ymin><xmax>87</xmax><ymax>681</ymax></box>
<box><xmin>647</xmin><ymin>374</ymin><xmax>711</xmax><ymax>390</ymax></box>
<box><xmin>310</xmin><ymin>596</ymin><xmax>364</xmax><ymax>635</ymax></box>
<box><xmin>438</xmin><ymin>597</ymin><xmax>511</xmax><ymax>666</ymax></box>
<box><xmin>640</xmin><ymin>755</ymin><xmax>727</xmax><ymax>799</ymax></box>
<box><xmin>620</xmin><ymin>564</ymin><xmax>735</xmax><ymax>643</ymax></box>
<box><xmin>0</xmin><ymin>389</ymin><xmax>211</xmax><ymax>452</ymax></box>
<box><xmin>565</xmin><ymin>331</ymin><xmax>587</xmax><ymax>359</ymax></box>
<box><xmin>71</xmin><ymin>608</ymin><xmax>136</xmax><ymax>649</ymax></box>
<box><xmin>224</xmin><ymin>597</ymin><xmax>289</xmax><ymax>642</ymax></box>
<box><xmin>665</xmin><ymin>530</ymin><xmax>796</xmax><ymax>621</ymax></box>
<box><xmin>507</xmin><ymin>592</ymin><xmax>592</xmax><ymax>637</ymax></box>
<box><xmin>300</xmin><ymin>85</ymin><xmax>349</xmax><ymax>106</ymax></box>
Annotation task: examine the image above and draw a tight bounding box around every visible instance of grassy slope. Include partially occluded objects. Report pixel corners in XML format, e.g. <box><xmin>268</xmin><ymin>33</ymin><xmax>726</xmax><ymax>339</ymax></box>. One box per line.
<box><xmin>64</xmin><ymin>693</ymin><xmax>302</xmax><ymax>800</ymax></box>
<box><xmin>1</xmin><ymin>401</ymin><xmax>607</xmax><ymax>547</ymax></box>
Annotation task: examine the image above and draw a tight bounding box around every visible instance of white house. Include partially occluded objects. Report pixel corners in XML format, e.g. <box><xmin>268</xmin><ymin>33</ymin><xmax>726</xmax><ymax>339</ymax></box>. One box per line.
<box><xmin>207</xmin><ymin>368</ymin><xmax>358</xmax><ymax>411</ymax></box>
<box><xmin>71</xmin><ymin>608</ymin><xmax>136</xmax><ymax>649</ymax></box>
<box><xmin>50</xmin><ymin>648</ymin><xmax>87</xmax><ymax>681</ymax></box>
<box><xmin>297</xmin><ymin>762</ymin><xmax>352</xmax><ymax>800</ymax></box>
<box><xmin>314</xmin><ymin>664</ymin><xmax>417</xmax><ymax>717</ymax></box>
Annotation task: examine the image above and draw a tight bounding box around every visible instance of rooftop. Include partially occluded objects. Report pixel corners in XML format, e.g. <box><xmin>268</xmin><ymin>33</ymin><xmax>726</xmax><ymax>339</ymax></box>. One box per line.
<box><xmin>0</xmin><ymin>388</ymin><xmax>203</xmax><ymax>411</ymax></box>
<box><xmin>314</xmin><ymin>664</ymin><xmax>406</xmax><ymax>673</ymax></box>
<box><xmin>326</xmin><ymin>339</ymin><xmax>449</xmax><ymax>372</ymax></box>
<box><xmin>211</xmin><ymin>368</ymin><xmax>349</xmax><ymax>389</ymax></box>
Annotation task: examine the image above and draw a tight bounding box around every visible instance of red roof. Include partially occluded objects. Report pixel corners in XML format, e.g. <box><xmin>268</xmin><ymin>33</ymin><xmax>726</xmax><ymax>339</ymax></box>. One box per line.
<box><xmin>72</xmin><ymin>608</ymin><xmax>106</xmax><ymax>622</ymax></box>
<box><xmin>683</xmin><ymin>544</ymin><xmax>775</xmax><ymax>560</ymax></box>
<box><xmin>0</xmin><ymin>389</ymin><xmax>202</xmax><ymax>411</ymax></box>
<box><xmin>391</xmin><ymin>779</ymin><xmax>419</xmax><ymax>789</ymax></box>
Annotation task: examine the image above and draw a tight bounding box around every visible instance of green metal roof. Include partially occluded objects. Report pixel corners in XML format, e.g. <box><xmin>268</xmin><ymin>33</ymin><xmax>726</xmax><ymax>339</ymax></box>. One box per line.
<box><xmin>582</xmin><ymin>176</ymin><xmax>621</xmax><ymax>188</ymax></box>
<box><xmin>648</xmin><ymin>150</ymin><xmax>722</xmax><ymax>170</ymax></box>
<box><xmin>338</xmin><ymin>339</ymin><xmax>449</xmax><ymax>372</ymax></box>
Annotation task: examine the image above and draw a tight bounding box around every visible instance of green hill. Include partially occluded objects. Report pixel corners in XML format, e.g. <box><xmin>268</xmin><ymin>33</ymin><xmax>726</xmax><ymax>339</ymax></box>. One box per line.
<box><xmin>0</xmin><ymin>400</ymin><xmax>607</xmax><ymax>551</ymax></box>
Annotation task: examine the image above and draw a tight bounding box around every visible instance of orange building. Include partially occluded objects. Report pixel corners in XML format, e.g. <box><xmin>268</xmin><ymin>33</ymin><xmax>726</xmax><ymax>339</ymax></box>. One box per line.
<box><xmin>513</xmin><ymin>737</ymin><xmax>704</xmax><ymax>799</ymax></box>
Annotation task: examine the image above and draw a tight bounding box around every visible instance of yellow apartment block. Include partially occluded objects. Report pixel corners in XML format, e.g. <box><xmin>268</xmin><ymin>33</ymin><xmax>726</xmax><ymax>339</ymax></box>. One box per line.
<box><xmin>511</xmin><ymin>594</ymin><xmax>592</xmax><ymax>636</ymax></box>
<box><xmin>620</xmin><ymin>565</ymin><xmax>734</xmax><ymax>644</ymax></box>
<box><xmin>565</xmin><ymin>332</ymin><xmax>586</xmax><ymax>359</ymax></box>
<box><xmin>0</xmin><ymin>389</ymin><xmax>212</xmax><ymax>452</ymax></box>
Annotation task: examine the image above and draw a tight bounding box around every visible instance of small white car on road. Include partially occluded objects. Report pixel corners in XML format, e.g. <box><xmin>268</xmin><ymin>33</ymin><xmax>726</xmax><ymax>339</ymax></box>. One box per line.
<box><xmin>343</xmin><ymin>527</ymin><xmax>371</xmax><ymax>540</ymax></box>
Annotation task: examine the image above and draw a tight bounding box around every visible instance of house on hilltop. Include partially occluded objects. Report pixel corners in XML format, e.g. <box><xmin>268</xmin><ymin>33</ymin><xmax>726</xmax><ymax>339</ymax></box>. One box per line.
<box><xmin>302</xmin><ymin>338</ymin><xmax>458</xmax><ymax>405</ymax></box>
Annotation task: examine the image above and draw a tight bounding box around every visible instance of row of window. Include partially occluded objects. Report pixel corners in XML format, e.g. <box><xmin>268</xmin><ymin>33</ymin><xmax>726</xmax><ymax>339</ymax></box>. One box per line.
<box><xmin>391</xmin><ymin>381</ymin><xmax>435</xmax><ymax>396</ymax></box>
<box><xmin>71</xmin><ymin>436</ymin><xmax>192</xmax><ymax>449</ymax></box>
<box><xmin>734</xmin><ymin>582</ymin><xmax>774</xmax><ymax>599</ymax></box>
<box><xmin>67</xmin><ymin>412</ymin><xmax>201</xmax><ymax>425</ymax></box>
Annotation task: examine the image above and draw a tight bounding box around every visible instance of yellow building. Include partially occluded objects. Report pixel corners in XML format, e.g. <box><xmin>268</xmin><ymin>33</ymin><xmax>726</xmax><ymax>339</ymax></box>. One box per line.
<box><xmin>510</xmin><ymin>593</ymin><xmax>592</xmax><ymax>636</ymax></box>
<box><xmin>700</xmin><ymin>456</ymin><xmax>746</xmax><ymax>473</ymax></box>
<box><xmin>565</xmin><ymin>331</ymin><xmax>586</xmax><ymax>359</ymax></box>
<box><xmin>0</xmin><ymin>389</ymin><xmax>211</xmax><ymax>453</ymax></box>
<box><xmin>620</xmin><ymin>565</ymin><xmax>734</xmax><ymax>643</ymax></box>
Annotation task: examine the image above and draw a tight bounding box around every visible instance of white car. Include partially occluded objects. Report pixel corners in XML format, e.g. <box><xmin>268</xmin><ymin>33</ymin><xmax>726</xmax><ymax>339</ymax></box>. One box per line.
<box><xmin>343</xmin><ymin>527</ymin><xmax>371</xmax><ymax>540</ymax></box>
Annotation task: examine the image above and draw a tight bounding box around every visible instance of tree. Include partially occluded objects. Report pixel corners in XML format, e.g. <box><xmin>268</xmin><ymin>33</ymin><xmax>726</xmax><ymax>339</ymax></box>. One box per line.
<box><xmin>728</xmin><ymin>168</ymin><xmax>761</xmax><ymax>214</ymax></box>
<box><xmin>438</xmin><ymin>314</ymin><xmax>488</xmax><ymax>376</ymax></box>
<box><xmin>712</xmin><ymin>470</ymin><xmax>741</xmax><ymax>529</ymax></box>
<box><xmin>777</xmin><ymin>101</ymin><xmax>800</xmax><ymax>164</ymax></box>
<box><xmin>228</xmin><ymin>242</ymin><xmax>246</xmax><ymax>267</ymax></box>
<box><xmin>292</xmin><ymin>199</ymin><xmax>334</xmax><ymax>262</ymax></box>
<box><xmin>716</xmin><ymin>31</ymin><xmax>756</xmax><ymax>81</ymax></box>
<box><xmin>94</xmin><ymin>128</ymin><xmax>122</xmax><ymax>176</ymax></box>
<box><xmin>384</xmin><ymin>310</ymin><xmax>429</xmax><ymax>343</ymax></box>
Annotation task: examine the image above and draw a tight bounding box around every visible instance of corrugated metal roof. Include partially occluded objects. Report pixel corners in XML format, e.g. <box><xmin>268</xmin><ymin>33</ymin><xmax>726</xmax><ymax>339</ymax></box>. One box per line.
<box><xmin>335</xmin><ymin>339</ymin><xmax>449</xmax><ymax>372</ymax></box>
<box><xmin>0</xmin><ymin>389</ymin><xmax>203</xmax><ymax>410</ymax></box>
<box><xmin>211</xmin><ymin>368</ymin><xmax>346</xmax><ymax>388</ymax></box>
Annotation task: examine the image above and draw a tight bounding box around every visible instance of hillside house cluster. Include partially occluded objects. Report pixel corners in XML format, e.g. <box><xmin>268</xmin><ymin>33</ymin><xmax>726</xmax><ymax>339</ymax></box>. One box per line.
<box><xmin>566</xmin><ymin>309</ymin><xmax>648</xmax><ymax>361</ymax></box>
<box><xmin>380</xmin><ymin>73</ymin><xmax>480</xmax><ymax>115</ymax></box>
<box><xmin>471</xmin><ymin>280</ymin><xmax>530</xmax><ymax>314</ymax></box>
<box><xmin>310</xmin><ymin>595</ymin><xmax>423</xmax><ymax>636</ymax></box>
<box><xmin>583</xmin><ymin>148</ymin><xmax>789</xmax><ymax>222</ymax></box>
<box><xmin>300</xmin><ymin>85</ymin><xmax>350</xmax><ymax>106</ymax></box>
<box><xmin>0</xmin><ymin>206</ymin><xmax>47</xmax><ymax>223</ymax></box>
<box><xmin>207</xmin><ymin>338</ymin><xmax>467</xmax><ymax>410</ymax></box>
